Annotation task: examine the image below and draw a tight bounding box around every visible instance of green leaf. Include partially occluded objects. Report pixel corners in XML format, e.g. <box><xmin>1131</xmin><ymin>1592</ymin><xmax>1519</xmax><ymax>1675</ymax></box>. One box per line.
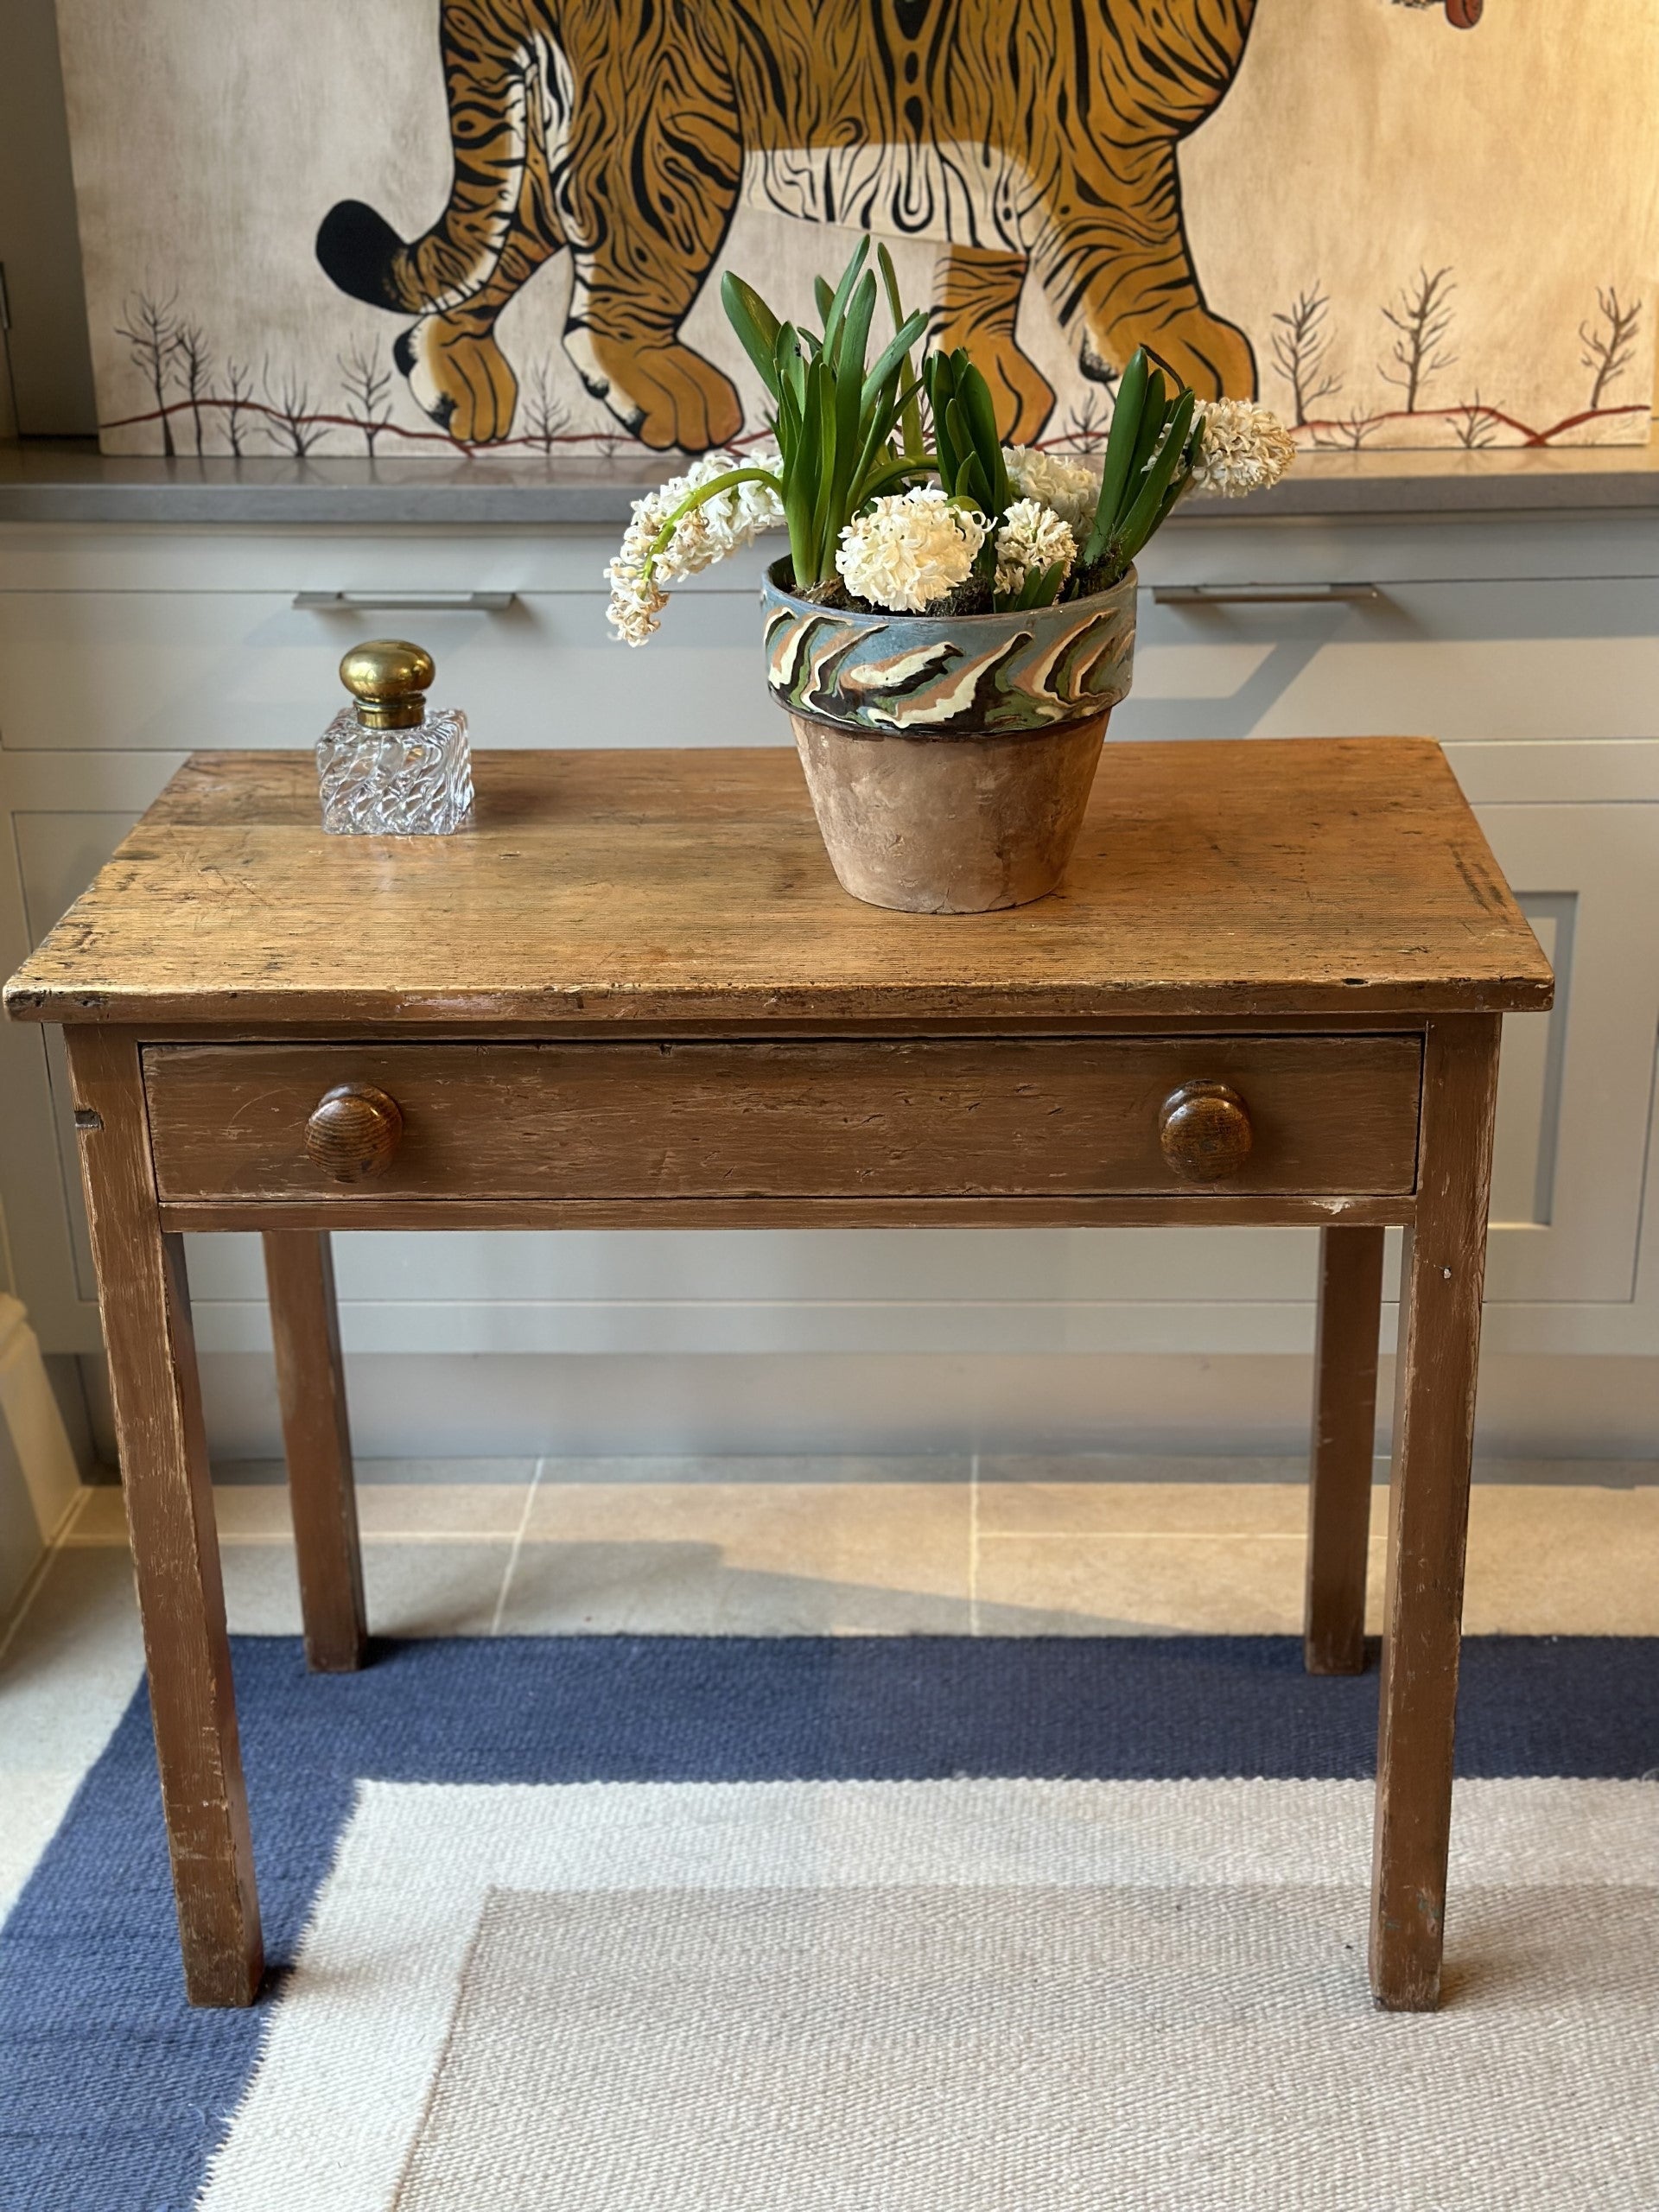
<box><xmin>1115</xmin><ymin>386</ymin><xmax>1196</xmax><ymax>566</ymax></box>
<box><xmin>849</xmin><ymin>372</ymin><xmax>926</xmax><ymax>503</ymax></box>
<box><xmin>721</xmin><ymin>273</ymin><xmax>783</xmax><ymax>399</ymax></box>
<box><xmin>855</xmin><ymin>452</ymin><xmax>937</xmax><ymax>504</ymax></box>
<box><xmin>877</xmin><ymin>245</ymin><xmax>925</xmax><ymax>458</ymax></box>
<box><xmin>849</xmin><ymin>399</ymin><xmax>898</xmax><ymax>507</ymax></box>
<box><xmin>862</xmin><ymin>311</ymin><xmax>929</xmax><ymax>416</ymax></box>
<box><xmin>720</xmin><ymin>240</ymin><xmax>949</xmax><ymax>588</ymax></box>
<box><xmin>840</xmin><ymin>273</ymin><xmax>876</xmax><ymax>386</ymax></box>
<box><xmin>1084</xmin><ymin>348</ymin><xmax>1149</xmax><ymax>565</ymax></box>
<box><xmin>775</xmin><ymin>324</ymin><xmax>808</xmax><ymax>416</ymax></box>
<box><xmin>809</xmin><ymin>355</ymin><xmax>842</xmax><ymax>578</ymax></box>
<box><xmin>957</xmin><ymin>364</ymin><xmax>1007</xmax><ymax>514</ymax></box>
<box><xmin>1148</xmin><ymin>436</ymin><xmax>1198</xmax><ymax>536</ymax></box>
<box><xmin>925</xmin><ymin>356</ymin><xmax>957</xmax><ymax>490</ymax></box>
<box><xmin>1007</xmin><ymin>561</ymin><xmax>1044</xmax><ymax>611</ymax></box>
<box><xmin>819</xmin><ymin>237</ymin><xmax>871</xmax><ymax>365</ymax></box>
<box><xmin>944</xmin><ymin>380</ymin><xmax>986</xmax><ymax>500</ymax></box>
<box><xmin>830</xmin><ymin>280</ymin><xmax>874</xmax><ymax>550</ymax></box>
<box><xmin>995</xmin><ymin>557</ymin><xmax>1062</xmax><ymax>616</ymax></box>
<box><xmin>1127</xmin><ymin>368</ymin><xmax>1168</xmax><ymax>494</ymax></box>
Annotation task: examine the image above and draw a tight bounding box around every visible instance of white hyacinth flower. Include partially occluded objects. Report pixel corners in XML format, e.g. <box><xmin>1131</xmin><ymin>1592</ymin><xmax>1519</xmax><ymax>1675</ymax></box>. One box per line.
<box><xmin>604</xmin><ymin>490</ymin><xmax>674</xmax><ymax>645</ymax></box>
<box><xmin>605</xmin><ymin>446</ymin><xmax>785</xmax><ymax>645</ymax></box>
<box><xmin>836</xmin><ymin>486</ymin><xmax>989</xmax><ymax>613</ymax></box>
<box><xmin>1002</xmin><ymin>446</ymin><xmax>1101</xmax><ymax>537</ymax></box>
<box><xmin>994</xmin><ymin>499</ymin><xmax>1077</xmax><ymax>600</ymax></box>
<box><xmin>1186</xmin><ymin>401</ymin><xmax>1297</xmax><ymax>499</ymax></box>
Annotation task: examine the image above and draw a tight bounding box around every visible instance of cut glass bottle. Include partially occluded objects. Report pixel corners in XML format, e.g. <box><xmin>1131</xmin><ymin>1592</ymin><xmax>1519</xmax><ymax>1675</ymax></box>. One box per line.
<box><xmin>317</xmin><ymin>638</ymin><xmax>474</xmax><ymax>836</ymax></box>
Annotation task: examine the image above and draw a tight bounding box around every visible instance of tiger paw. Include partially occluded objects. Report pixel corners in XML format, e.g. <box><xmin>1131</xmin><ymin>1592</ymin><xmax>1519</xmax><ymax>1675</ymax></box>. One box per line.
<box><xmin>394</xmin><ymin>318</ymin><xmax>519</xmax><ymax>444</ymax></box>
<box><xmin>1085</xmin><ymin>310</ymin><xmax>1257</xmax><ymax>404</ymax></box>
<box><xmin>574</xmin><ymin>334</ymin><xmax>743</xmax><ymax>453</ymax></box>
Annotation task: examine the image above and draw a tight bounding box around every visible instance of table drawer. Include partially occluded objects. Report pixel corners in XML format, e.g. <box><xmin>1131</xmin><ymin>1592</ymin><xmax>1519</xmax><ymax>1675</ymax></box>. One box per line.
<box><xmin>142</xmin><ymin>1038</ymin><xmax>1422</xmax><ymax>1204</ymax></box>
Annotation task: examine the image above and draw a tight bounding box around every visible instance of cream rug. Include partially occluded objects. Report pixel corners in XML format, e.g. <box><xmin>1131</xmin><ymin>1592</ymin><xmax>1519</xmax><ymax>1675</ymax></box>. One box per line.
<box><xmin>199</xmin><ymin>1778</ymin><xmax>1659</xmax><ymax>2210</ymax></box>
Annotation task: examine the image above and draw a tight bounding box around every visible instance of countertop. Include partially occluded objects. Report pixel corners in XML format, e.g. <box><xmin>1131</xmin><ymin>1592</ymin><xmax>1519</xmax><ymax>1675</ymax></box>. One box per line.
<box><xmin>3</xmin><ymin>437</ymin><xmax>1658</xmax><ymax>525</ymax></box>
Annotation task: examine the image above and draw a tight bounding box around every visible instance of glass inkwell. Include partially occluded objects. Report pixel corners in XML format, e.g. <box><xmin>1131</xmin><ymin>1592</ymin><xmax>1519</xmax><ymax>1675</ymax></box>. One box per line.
<box><xmin>317</xmin><ymin>639</ymin><xmax>474</xmax><ymax>835</ymax></box>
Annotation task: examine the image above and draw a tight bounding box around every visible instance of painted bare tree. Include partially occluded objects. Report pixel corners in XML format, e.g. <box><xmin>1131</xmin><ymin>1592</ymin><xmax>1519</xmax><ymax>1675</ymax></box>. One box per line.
<box><xmin>264</xmin><ymin>365</ymin><xmax>329</xmax><ymax>456</ymax></box>
<box><xmin>1269</xmin><ymin>287</ymin><xmax>1340</xmax><ymax>426</ymax></box>
<box><xmin>1061</xmin><ymin>387</ymin><xmax>1113</xmax><ymax>454</ymax></box>
<box><xmin>174</xmin><ymin>321</ymin><xmax>214</xmax><ymax>455</ymax></box>
<box><xmin>521</xmin><ymin>359</ymin><xmax>571</xmax><ymax>454</ymax></box>
<box><xmin>224</xmin><ymin>360</ymin><xmax>254</xmax><ymax>457</ymax></box>
<box><xmin>340</xmin><ymin>340</ymin><xmax>392</xmax><ymax>454</ymax></box>
<box><xmin>1451</xmin><ymin>393</ymin><xmax>1500</xmax><ymax>448</ymax></box>
<box><xmin>114</xmin><ymin>293</ymin><xmax>181</xmax><ymax>456</ymax></box>
<box><xmin>1379</xmin><ymin>267</ymin><xmax>1457</xmax><ymax>412</ymax></box>
<box><xmin>1312</xmin><ymin>408</ymin><xmax>1379</xmax><ymax>452</ymax></box>
<box><xmin>1580</xmin><ymin>288</ymin><xmax>1643</xmax><ymax>410</ymax></box>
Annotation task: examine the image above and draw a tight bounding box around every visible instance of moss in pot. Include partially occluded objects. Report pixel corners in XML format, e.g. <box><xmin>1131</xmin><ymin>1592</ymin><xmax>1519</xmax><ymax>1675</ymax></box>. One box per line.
<box><xmin>606</xmin><ymin>241</ymin><xmax>1295</xmax><ymax>913</ymax></box>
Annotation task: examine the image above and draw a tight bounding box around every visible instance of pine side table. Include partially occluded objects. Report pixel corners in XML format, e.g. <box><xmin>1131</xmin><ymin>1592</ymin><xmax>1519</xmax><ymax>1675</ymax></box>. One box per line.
<box><xmin>3</xmin><ymin>738</ymin><xmax>1552</xmax><ymax>2012</ymax></box>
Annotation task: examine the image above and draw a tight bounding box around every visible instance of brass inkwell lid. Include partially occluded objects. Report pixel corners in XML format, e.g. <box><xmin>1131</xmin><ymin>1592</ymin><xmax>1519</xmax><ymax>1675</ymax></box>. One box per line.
<box><xmin>338</xmin><ymin>639</ymin><xmax>435</xmax><ymax>730</ymax></box>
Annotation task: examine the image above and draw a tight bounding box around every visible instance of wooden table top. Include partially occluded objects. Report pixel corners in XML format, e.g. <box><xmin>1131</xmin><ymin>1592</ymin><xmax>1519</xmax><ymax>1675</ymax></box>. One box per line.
<box><xmin>3</xmin><ymin>740</ymin><xmax>1552</xmax><ymax>1029</ymax></box>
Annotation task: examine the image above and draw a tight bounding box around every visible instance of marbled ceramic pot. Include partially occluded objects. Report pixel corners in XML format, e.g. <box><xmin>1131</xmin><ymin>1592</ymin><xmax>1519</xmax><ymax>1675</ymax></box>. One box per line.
<box><xmin>761</xmin><ymin>560</ymin><xmax>1137</xmax><ymax>913</ymax></box>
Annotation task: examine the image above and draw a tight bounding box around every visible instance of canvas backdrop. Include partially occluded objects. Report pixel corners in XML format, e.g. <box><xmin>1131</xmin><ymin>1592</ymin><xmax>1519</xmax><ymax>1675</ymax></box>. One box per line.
<box><xmin>54</xmin><ymin>0</ymin><xmax>1659</xmax><ymax>457</ymax></box>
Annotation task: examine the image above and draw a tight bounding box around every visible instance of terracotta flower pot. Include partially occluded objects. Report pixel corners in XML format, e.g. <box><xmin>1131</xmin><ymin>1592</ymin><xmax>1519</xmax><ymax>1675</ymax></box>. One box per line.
<box><xmin>761</xmin><ymin>559</ymin><xmax>1137</xmax><ymax>913</ymax></box>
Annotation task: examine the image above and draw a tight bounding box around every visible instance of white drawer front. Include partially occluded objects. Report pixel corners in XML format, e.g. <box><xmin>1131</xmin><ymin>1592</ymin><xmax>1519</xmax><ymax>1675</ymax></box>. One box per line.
<box><xmin>1118</xmin><ymin>581</ymin><xmax>1659</xmax><ymax>745</ymax></box>
<box><xmin>0</xmin><ymin>589</ymin><xmax>776</xmax><ymax>753</ymax></box>
<box><xmin>5</xmin><ymin>564</ymin><xmax>1657</xmax><ymax>754</ymax></box>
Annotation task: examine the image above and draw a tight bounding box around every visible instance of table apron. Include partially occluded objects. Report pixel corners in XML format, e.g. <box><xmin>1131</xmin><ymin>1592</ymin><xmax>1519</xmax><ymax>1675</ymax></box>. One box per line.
<box><xmin>156</xmin><ymin>1193</ymin><xmax>1417</xmax><ymax>1233</ymax></box>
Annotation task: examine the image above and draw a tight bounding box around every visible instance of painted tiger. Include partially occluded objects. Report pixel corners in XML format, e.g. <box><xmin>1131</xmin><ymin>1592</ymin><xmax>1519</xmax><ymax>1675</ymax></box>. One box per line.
<box><xmin>317</xmin><ymin>0</ymin><xmax>1484</xmax><ymax>451</ymax></box>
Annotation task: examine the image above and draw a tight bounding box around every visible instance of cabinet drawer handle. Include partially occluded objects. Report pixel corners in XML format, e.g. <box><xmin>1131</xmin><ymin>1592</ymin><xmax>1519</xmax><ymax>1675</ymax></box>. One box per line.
<box><xmin>304</xmin><ymin>1084</ymin><xmax>404</xmax><ymax>1181</ymax></box>
<box><xmin>293</xmin><ymin>591</ymin><xmax>517</xmax><ymax>613</ymax></box>
<box><xmin>1159</xmin><ymin>1081</ymin><xmax>1254</xmax><ymax>1182</ymax></box>
<box><xmin>1152</xmin><ymin>583</ymin><xmax>1382</xmax><ymax>607</ymax></box>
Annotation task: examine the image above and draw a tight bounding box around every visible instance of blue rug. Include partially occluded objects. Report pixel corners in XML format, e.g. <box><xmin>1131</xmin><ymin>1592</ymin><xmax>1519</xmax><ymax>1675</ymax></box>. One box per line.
<box><xmin>2</xmin><ymin>1634</ymin><xmax>1656</xmax><ymax>2212</ymax></box>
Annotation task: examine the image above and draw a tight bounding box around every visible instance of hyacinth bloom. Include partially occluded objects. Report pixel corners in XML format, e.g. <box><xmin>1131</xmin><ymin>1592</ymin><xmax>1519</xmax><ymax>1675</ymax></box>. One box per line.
<box><xmin>834</xmin><ymin>486</ymin><xmax>990</xmax><ymax>613</ymax></box>
<box><xmin>1002</xmin><ymin>448</ymin><xmax>1101</xmax><ymax>537</ymax></box>
<box><xmin>1188</xmin><ymin>401</ymin><xmax>1300</xmax><ymax>499</ymax></box>
<box><xmin>994</xmin><ymin>499</ymin><xmax>1077</xmax><ymax>603</ymax></box>
<box><xmin>607</xmin><ymin>448</ymin><xmax>785</xmax><ymax>645</ymax></box>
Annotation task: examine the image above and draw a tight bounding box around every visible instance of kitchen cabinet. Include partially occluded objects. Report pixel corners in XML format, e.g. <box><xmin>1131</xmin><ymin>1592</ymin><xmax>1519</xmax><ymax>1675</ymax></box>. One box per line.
<box><xmin>3</xmin><ymin>506</ymin><xmax>1655</xmax><ymax>1454</ymax></box>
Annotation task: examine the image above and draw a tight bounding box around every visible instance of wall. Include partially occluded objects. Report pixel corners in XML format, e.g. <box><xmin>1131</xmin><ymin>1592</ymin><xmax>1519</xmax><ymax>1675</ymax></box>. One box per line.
<box><xmin>0</xmin><ymin>0</ymin><xmax>96</xmax><ymax>437</ymax></box>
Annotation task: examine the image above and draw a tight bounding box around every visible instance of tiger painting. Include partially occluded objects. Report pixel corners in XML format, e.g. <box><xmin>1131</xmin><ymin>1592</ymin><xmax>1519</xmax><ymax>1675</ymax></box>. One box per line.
<box><xmin>317</xmin><ymin>0</ymin><xmax>1485</xmax><ymax>452</ymax></box>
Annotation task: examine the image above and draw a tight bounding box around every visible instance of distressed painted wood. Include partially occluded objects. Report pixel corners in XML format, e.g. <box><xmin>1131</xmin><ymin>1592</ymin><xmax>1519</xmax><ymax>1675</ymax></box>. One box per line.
<box><xmin>1370</xmin><ymin>1014</ymin><xmax>1503</xmax><ymax>2012</ymax></box>
<box><xmin>64</xmin><ymin>1027</ymin><xmax>262</xmax><ymax>2006</ymax></box>
<box><xmin>1304</xmin><ymin>1224</ymin><xmax>1387</xmax><ymax>1676</ymax></box>
<box><xmin>263</xmin><ymin>1230</ymin><xmax>367</xmax><ymax>1672</ymax></box>
<box><xmin>143</xmin><ymin>1037</ymin><xmax>1424</xmax><ymax>1205</ymax></box>
<box><xmin>3</xmin><ymin>742</ymin><xmax>1554</xmax><ymax>1029</ymax></box>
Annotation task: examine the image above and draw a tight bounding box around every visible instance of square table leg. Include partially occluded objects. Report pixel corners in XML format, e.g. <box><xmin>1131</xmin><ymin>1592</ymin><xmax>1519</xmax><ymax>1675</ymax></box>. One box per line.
<box><xmin>263</xmin><ymin>1230</ymin><xmax>367</xmax><ymax>1672</ymax></box>
<box><xmin>67</xmin><ymin>1029</ymin><xmax>263</xmax><ymax>2007</ymax></box>
<box><xmin>1370</xmin><ymin>1014</ymin><xmax>1502</xmax><ymax>2012</ymax></box>
<box><xmin>1304</xmin><ymin>1224</ymin><xmax>1386</xmax><ymax>1675</ymax></box>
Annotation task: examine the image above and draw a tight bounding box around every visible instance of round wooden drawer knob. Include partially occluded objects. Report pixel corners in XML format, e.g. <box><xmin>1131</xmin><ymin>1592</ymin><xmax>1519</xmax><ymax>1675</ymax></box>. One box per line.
<box><xmin>304</xmin><ymin>1084</ymin><xmax>404</xmax><ymax>1182</ymax></box>
<box><xmin>1159</xmin><ymin>1080</ymin><xmax>1254</xmax><ymax>1183</ymax></box>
